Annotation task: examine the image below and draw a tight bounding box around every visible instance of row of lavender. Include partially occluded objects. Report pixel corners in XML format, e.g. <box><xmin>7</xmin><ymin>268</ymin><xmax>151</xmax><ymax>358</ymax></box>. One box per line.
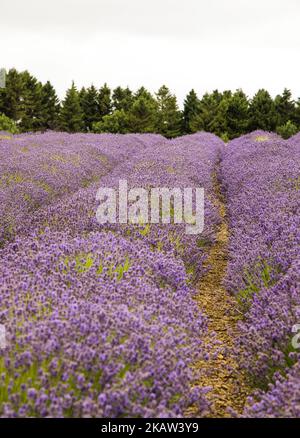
<box><xmin>0</xmin><ymin>131</ymin><xmax>162</xmax><ymax>245</ymax></box>
<box><xmin>0</xmin><ymin>132</ymin><xmax>223</xmax><ymax>417</ymax></box>
<box><xmin>221</xmin><ymin>131</ymin><xmax>300</xmax><ymax>417</ymax></box>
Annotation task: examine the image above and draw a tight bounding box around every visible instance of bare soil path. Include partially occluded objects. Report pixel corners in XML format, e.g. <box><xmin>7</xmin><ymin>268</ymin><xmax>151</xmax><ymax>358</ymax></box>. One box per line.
<box><xmin>187</xmin><ymin>164</ymin><xmax>251</xmax><ymax>417</ymax></box>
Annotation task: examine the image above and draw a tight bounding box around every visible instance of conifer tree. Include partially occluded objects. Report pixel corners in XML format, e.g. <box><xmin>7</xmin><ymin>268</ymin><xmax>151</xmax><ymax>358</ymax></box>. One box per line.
<box><xmin>40</xmin><ymin>81</ymin><xmax>60</xmax><ymax>131</ymax></box>
<box><xmin>128</xmin><ymin>94</ymin><xmax>158</xmax><ymax>133</ymax></box>
<box><xmin>60</xmin><ymin>82</ymin><xmax>83</xmax><ymax>132</ymax></box>
<box><xmin>134</xmin><ymin>87</ymin><xmax>153</xmax><ymax>100</ymax></box>
<box><xmin>195</xmin><ymin>90</ymin><xmax>224</xmax><ymax>132</ymax></box>
<box><xmin>19</xmin><ymin>71</ymin><xmax>43</xmax><ymax>132</ymax></box>
<box><xmin>3</xmin><ymin>66</ymin><xmax>300</xmax><ymax>138</ymax></box>
<box><xmin>208</xmin><ymin>97</ymin><xmax>229</xmax><ymax>137</ymax></box>
<box><xmin>249</xmin><ymin>89</ymin><xmax>277</xmax><ymax>131</ymax></box>
<box><xmin>226</xmin><ymin>89</ymin><xmax>249</xmax><ymax>138</ymax></box>
<box><xmin>183</xmin><ymin>89</ymin><xmax>201</xmax><ymax>134</ymax></box>
<box><xmin>189</xmin><ymin>112</ymin><xmax>205</xmax><ymax>133</ymax></box>
<box><xmin>1</xmin><ymin>68</ymin><xmax>25</xmax><ymax>122</ymax></box>
<box><xmin>274</xmin><ymin>88</ymin><xmax>295</xmax><ymax>127</ymax></box>
<box><xmin>78</xmin><ymin>86</ymin><xmax>87</xmax><ymax>104</ymax></box>
<box><xmin>155</xmin><ymin>85</ymin><xmax>182</xmax><ymax>138</ymax></box>
<box><xmin>189</xmin><ymin>90</ymin><xmax>229</xmax><ymax>135</ymax></box>
<box><xmin>112</xmin><ymin>86</ymin><xmax>133</xmax><ymax>112</ymax></box>
<box><xmin>80</xmin><ymin>85</ymin><xmax>100</xmax><ymax>131</ymax></box>
<box><xmin>98</xmin><ymin>83</ymin><xmax>112</xmax><ymax>119</ymax></box>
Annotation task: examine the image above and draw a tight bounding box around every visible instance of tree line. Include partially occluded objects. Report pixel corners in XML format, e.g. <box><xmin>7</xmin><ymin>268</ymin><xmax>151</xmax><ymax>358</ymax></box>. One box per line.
<box><xmin>1</xmin><ymin>68</ymin><xmax>300</xmax><ymax>139</ymax></box>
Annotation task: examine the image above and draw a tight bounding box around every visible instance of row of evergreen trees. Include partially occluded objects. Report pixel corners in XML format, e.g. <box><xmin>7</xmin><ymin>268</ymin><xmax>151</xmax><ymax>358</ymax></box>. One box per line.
<box><xmin>1</xmin><ymin>68</ymin><xmax>300</xmax><ymax>139</ymax></box>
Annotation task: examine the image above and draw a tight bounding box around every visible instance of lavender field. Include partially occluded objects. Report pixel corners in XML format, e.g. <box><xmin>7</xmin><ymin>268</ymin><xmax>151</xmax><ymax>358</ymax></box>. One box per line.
<box><xmin>0</xmin><ymin>130</ymin><xmax>299</xmax><ymax>418</ymax></box>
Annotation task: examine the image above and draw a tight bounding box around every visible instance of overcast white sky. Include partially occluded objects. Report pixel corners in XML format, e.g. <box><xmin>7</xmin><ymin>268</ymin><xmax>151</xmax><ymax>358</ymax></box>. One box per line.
<box><xmin>1</xmin><ymin>0</ymin><xmax>300</xmax><ymax>106</ymax></box>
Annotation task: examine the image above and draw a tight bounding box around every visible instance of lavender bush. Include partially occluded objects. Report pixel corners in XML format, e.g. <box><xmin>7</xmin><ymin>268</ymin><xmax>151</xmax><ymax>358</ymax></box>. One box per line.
<box><xmin>2</xmin><ymin>129</ymin><xmax>298</xmax><ymax>417</ymax></box>
<box><xmin>0</xmin><ymin>132</ymin><xmax>223</xmax><ymax>417</ymax></box>
<box><xmin>0</xmin><ymin>132</ymin><xmax>163</xmax><ymax>245</ymax></box>
<box><xmin>221</xmin><ymin>131</ymin><xmax>300</xmax><ymax>416</ymax></box>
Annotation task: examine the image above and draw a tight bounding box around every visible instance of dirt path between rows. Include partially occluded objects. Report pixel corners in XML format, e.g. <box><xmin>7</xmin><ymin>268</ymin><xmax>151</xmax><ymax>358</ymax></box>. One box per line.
<box><xmin>187</xmin><ymin>163</ymin><xmax>251</xmax><ymax>417</ymax></box>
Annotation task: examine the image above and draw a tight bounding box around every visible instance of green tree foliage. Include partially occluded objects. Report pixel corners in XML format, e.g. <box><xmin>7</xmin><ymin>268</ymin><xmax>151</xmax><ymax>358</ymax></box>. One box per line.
<box><xmin>248</xmin><ymin>89</ymin><xmax>277</xmax><ymax>131</ymax></box>
<box><xmin>226</xmin><ymin>89</ymin><xmax>249</xmax><ymax>138</ymax></box>
<box><xmin>92</xmin><ymin>109</ymin><xmax>128</xmax><ymax>134</ymax></box>
<box><xmin>0</xmin><ymin>69</ymin><xmax>59</xmax><ymax>132</ymax></box>
<box><xmin>201</xmin><ymin>90</ymin><xmax>224</xmax><ymax>132</ymax></box>
<box><xmin>60</xmin><ymin>82</ymin><xmax>83</xmax><ymax>133</ymax></box>
<box><xmin>207</xmin><ymin>95</ymin><xmax>229</xmax><ymax>137</ymax></box>
<box><xmin>189</xmin><ymin>90</ymin><xmax>226</xmax><ymax>135</ymax></box>
<box><xmin>276</xmin><ymin>120</ymin><xmax>299</xmax><ymax>139</ymax></box>
<box><xmin>125</xmin><ymin>88</ymin><xmax>158</xmax><ymax>133</ymax></box>
<box><xmin>293</xmin><ymin>98</ymin><xmax>300</xmax><ymax>128</ymax></box>
<box><xmin>2</xmin><ymin>67</ymin><xmax>300</xmax><ymax>138</ymax></box>
<box><xmin>39</xmin><ymin>81</ymin><xmax>60</xmax><ymax>131</ymax></box>
<box><xmin>1</xmin><ymin>69</ymin><xmax>25</xmax><ymax>122</ymax></box>
<box><xmin>0</xmin><ymin>113</ymin><xmax>19</xmax><ymax>134</ymax></box>
<box><xmin>155</xmin><ymin>85</ymin><xmax>182</xmax><ymax>138</ymax></box>
<box><xmin>274</xmin><ymin>88</ymin><xmax>295</xmax><ymax>127</ymax></box>
<box><xmin>19</xmin><ymin>71</ymin><xmax>44</xmax><ymax>132</ymax></box>
<box><xmin>134</xmin><ymin>87</ymin><xmax>152</xmax><ymax>100</ymax></box>
<box><xmin>183</xmin><ymin>89</ymin><xmax>201</xmax><ymax>134</ymax></box>
<box><xmin>80</xmin><ymin>85</ymin><xmax>100</xmax><ymax>131</ymax></box>
<box><xmin>112</xmin><ymin>86</ymin><xmax>133</xmax><ymax>112</ymax></box>
<box><xmin>98</xmin><ymin>83</ymin><xmax>112</xmax><ymax>119</ymax></box>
